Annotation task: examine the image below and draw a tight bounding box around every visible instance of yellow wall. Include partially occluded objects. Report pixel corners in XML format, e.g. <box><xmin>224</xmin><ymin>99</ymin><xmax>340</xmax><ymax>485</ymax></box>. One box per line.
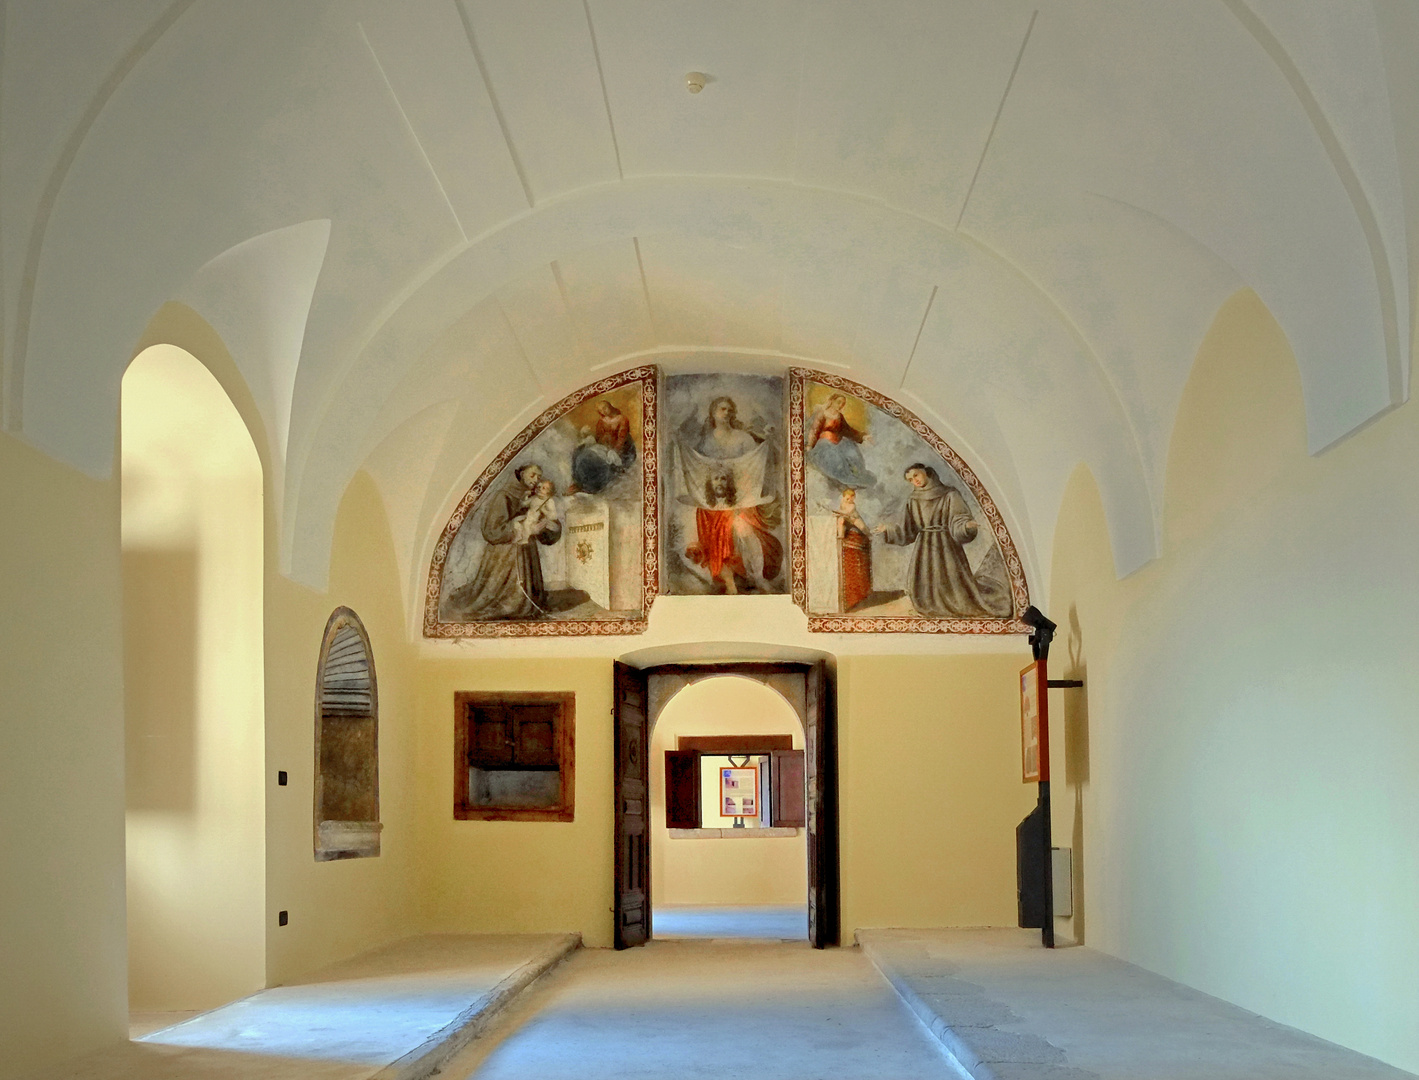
<box><xmin>839</xmin><ymin>654</ymin><xmax>1037</xmax><ymax>932</ymax></box>
<box><xmin>127</xmin><ymin>307</ymin><xmax>427</xmax><ymax>989</ymax></box>
<box><xmin>1049</xmin><ymin>289</ymin><xmax>1419</xmax><ymax>1073</ymax></box>
<box><xmin>414</xmin><ymin>658</ymin><xmax>617</xmax><ymax>946</ymax></box>
<box><xmin>122</xmin><ymin>346</ymin><xmax>266</xmax><ymax>1011</ymax></box>
<box><xmin>649</xmin><ymin>676</ymin><xmax>807</xmax><ymax>907</ymax></box>
<box><xmin>263</xmin><ymin>469</ymin><xmax>422</xmax><ymax>984</ymax></box>
<box><xmin>0</xmin><ymin>430</ymin><xmax>127</xmax><ymax>1078</ymax></box>
<box><xmin>413</xmin><ymin>652</ymin><xmax>1034</xmax><ymax>947</ymax></box>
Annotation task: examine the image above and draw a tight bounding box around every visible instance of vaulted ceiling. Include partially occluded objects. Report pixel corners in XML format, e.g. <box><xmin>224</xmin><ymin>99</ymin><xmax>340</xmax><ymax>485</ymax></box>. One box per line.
<box><xmin>4</xmin><ymin>1</ymin><xmax>1416</xmax><ymax>609</ymax></box>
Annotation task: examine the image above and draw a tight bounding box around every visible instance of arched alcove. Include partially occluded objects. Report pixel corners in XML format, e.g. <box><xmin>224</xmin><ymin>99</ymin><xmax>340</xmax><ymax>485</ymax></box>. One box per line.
<box><xmin>121</xmin><ymin>343</ymin><xmax>265</xmax><ymax>1014</ymax></box>
<box><xmin>313</xmin><ymin>608</ymin><xmax>381</xmax><ymax>860</ymax></box>
<box><xmin>649</xmin><ymin>677</ymin><xmax>808</xmax><ymax>933</ymax></box>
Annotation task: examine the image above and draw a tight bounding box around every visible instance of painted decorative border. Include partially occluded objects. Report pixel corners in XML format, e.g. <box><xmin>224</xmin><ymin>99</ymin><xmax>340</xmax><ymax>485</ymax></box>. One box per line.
<box><xmin>423</xmin><ymin>367</ymin><xmax>659</xmax><ymax>638</ymax></box>
<box><xmin>788</xmin><ymin>368</ymin><xmax>1029</xmax><ymax>634</ymax></box>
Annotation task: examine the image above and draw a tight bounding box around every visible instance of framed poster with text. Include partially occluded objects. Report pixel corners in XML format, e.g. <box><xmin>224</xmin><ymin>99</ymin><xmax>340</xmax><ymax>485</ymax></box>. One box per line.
<box><xmin>1020</xmin><ymin>660</ymin><xmax>1050</xmax><ymax>783</ymax></box>
<box><xmin>720</xmin><ymin>766</ymin><xmax>758</xmax><ymax>818</ymax></box>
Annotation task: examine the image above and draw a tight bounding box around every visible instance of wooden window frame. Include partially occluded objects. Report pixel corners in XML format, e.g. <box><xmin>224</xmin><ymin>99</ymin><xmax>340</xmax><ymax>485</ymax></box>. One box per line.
<box><xmin>314</xmin><ymin>607</ymin><xmax>382</xmax><ymax>861</ymax></box>
<box><xmin>454</xmin><ymin>691</ymin><xmax>575</xmax><ymax>822</ymax></box>
<box><xmin>664</xmin><ymin>735</ymin><xmax>805</xmax><ymax>831</ymax></box>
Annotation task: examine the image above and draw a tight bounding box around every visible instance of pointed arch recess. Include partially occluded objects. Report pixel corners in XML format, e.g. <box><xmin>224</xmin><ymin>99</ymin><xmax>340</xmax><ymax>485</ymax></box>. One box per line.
<box><xmin>789</xmin><ymin>369</ymin><xmax>1030</xmax><ymax>634</ymax></box>
<box><xmin>424</xmin><ymin>366</ymin><xmax>659</xmax><ymax>638</ymax></box>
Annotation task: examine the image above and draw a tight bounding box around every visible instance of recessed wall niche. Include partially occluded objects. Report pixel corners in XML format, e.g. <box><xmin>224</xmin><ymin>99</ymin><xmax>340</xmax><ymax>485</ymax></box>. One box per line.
<box><xmin>313</xmin><ymin>607</ymin><xmax>382</xmax><ymax>860</ymax></box>
<box><xmin>454</xmin><ymin>692</ymin><xmax>575</xmax><ymax>822</ymax></box>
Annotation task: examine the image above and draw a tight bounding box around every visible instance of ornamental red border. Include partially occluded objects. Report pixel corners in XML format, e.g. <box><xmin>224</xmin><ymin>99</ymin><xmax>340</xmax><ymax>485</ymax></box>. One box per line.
<box><xmin>423</xmin><ymin>367</ymin><xmax>659</xmax><ymax>638</ymax></box>
<box><xmin>788</xmin><ymin>368</ymin><xmax>1030</xmax><ymax>634</ymax></box>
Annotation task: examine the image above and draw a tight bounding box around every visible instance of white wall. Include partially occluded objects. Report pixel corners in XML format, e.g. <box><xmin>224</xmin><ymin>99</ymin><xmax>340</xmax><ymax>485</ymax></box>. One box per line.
<box><xmin>1049</xmin><ymin>290</ymin><xmax>1419</xmax><ymax>1074</ymax></box>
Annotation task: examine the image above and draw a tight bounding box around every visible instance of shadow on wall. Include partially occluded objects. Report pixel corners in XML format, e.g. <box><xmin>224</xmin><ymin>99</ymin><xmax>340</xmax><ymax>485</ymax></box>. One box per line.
<box><xmin>123</xmin><ymin>549</ymin><xmax>198</xmax><ymax>812</ymax></box>
<box><xmin>121</xmin><ymin>343</ymin><xmax>265</xmax><ymax>1013</ymax></box>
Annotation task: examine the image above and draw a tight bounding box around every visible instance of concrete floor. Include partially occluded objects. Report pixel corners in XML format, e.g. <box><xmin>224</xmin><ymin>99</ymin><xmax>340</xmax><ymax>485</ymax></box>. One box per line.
<box><xmin>442</xmin><ymin>940</ymin><xmax>964</xmax><ymax>1080</ymax></box>
<box><xmin>859</xmin><ymin>929</ymin><xmax>1418</xmax><ymax>1080</ymax></box>
<box><xmin>128</xmin><ymin>1011</ymin><xmax>199</xmax><ymax>1040</ymax></box>
<box><xmin>37</xmin><ymin>928</ymin><xmax>1414</xmax><ymax>1080</ymax></box>
<box><xmin>31</xmin><ymin>934</ymin><xmax>576</xmax><ymax>1080</ymax></box>
<box><xmin>652</xmin><ymin>903</ymin><xmax>808</xmax><ymax>940</ymax></box>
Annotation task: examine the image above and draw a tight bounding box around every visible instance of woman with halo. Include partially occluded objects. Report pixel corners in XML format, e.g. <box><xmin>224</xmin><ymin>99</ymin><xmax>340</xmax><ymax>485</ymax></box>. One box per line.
<box><xmin>807</xmin><ymin>392</ymin><xmax>876</xmax><ymax>489</ymax></box>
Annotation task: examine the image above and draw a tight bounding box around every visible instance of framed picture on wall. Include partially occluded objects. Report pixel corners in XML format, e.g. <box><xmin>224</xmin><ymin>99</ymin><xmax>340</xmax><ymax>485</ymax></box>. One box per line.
<box><xmin>719</xmin><ymin>765</ymin><xmax>758</xmax><ymax>818</ymax></box>
<box><xmin>1020</xmin><ymin>660</ymin><xmax>1049</xmax><ymax>783</ymax></box>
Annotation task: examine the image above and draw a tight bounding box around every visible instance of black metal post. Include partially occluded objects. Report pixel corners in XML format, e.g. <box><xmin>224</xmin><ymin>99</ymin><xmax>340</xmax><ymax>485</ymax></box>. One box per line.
<box><xmin>1023</xmin><ymin>606</ymin><xmax>1058</xmax><ymax>950</ymax></box>
<box><xmin>1039</xmin><ymin>778</ymin><xmax>1054</xmax><ymax>948</ymax></box>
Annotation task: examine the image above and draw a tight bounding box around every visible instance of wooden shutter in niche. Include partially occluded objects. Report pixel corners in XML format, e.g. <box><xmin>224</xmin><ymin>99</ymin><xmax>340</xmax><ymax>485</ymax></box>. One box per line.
<box><xmin>314</xmin><ymin>607</ymin><xmax>382</xmax><ymax>861</ymax></box>
<box><xmin>455</xmin><ymin>692</ymin><xmax>575</xmax><ymax>822</ymax></box>
<box><xmin>664</xmin><ymin>750</ymin><xmax>700</xmax><ymax>829</ymax></box>
<box><xmin>771</xmin><ymin>749</ymin><xmax>806</xmax><ymax>828</ymax></box>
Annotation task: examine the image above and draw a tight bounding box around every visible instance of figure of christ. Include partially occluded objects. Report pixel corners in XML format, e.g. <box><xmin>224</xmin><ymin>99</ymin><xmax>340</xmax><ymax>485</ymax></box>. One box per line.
<box><xmin>446</xmin><ymin>464</ymin><xmax>564</xmax><ymax>619</ymax></box>
<box><xmin>685</xmin><ymin>470</ymin><xmax>784</xmax><ymax>595</ymax></box>
<box><xmin>806</xmin><ymin>393</ymin><xmax>876</xmax><ymax>489</ymax></box>
<box><xmin>873</xmin><ymin>463</ymin><xmax>1012</xmax><ymax>619</ymax></box>
<box><xmin>834</xmin><ymin>488</ymin><xmax>873</xmax><ymax>612</ymax></box>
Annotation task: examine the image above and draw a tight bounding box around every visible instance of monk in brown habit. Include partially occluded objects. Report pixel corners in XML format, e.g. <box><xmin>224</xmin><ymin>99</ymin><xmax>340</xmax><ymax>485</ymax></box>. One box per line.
<box><xmin>875</xmin><ymin>463</ymin><xmax>1012</xmax><ymax>619</ymax></box>
<box><xmin>447</xmin><ymin>463</ymin><xmax>563</xmax><ymax>619</ymax></box>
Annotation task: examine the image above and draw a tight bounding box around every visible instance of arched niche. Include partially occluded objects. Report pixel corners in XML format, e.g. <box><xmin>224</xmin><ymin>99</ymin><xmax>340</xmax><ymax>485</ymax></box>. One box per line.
<box><xmin>313</xmin><ymin>607</ymin><xmax>381</xmax><ymax>860</ymax></box>
<box><xmin>122</xmin><ymin>343</ymin><xmax>266</xmax><ymax>1009</ymax></box>
<box><xmin>649</xmin><ymin>677</ymin><xmax>808</xmax><ymax>914</ymax></box>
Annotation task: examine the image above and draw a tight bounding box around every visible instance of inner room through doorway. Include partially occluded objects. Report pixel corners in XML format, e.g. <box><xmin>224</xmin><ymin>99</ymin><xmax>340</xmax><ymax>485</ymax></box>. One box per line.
<box><xmin>648</xmin><ymin>676</ymin><xmax>807</xmax><ymax>941</ymax></box>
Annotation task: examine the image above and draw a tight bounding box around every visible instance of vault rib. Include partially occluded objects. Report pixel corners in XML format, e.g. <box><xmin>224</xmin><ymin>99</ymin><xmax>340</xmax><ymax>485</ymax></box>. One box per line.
<box><xmin>899</xmin><ymin>285</ymin><xmax>939</xmax><ymax>391</ymax></box>
<box><xmin>496</xmin><ymin>298</ymin><xmax>548</xmax><ymax>395</ymax></box>
<box><xmin>454</xmin><ymin>0</ymin><xmax>535</xmax><ymax>208</ymax></box>
<box><xmin>633</xmin><ymin>237</ymin><xmax>659</xmax><ymax>341</ymax></box>
<box><xmin>582</xmin><ymin>0</ymin><xmax>625</xmax><ymax>180</ymax></box>
<box><xmin>550</xmin><ymin>259</ymin><xmax>591</xmax><ymax>359</ymax></box>
<box><xmin>358</xmin><ymin>23</ymin><xmax>469</xmax><ymax>242</ymax></box>
<box><xmin>955</xmin><ymin>8</ymin><xmax>1037</xmax><ymax>231</ymax></box>
<box><xmin>1221</xmin><ymin>0</ymin><xmax>1405</xmax><ymax>409</ymax></box>
<box><xmin>6</xmin><ymin>0</ymin><xmax>198</xmax><ymax>431</ymax></box>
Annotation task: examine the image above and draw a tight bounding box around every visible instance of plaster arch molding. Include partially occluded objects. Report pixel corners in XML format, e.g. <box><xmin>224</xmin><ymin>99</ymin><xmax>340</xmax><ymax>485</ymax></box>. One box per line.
<box><xmin>647</xmin><ymin>673</ymin><xmax>807</xmax><ymax>739</ymax></box>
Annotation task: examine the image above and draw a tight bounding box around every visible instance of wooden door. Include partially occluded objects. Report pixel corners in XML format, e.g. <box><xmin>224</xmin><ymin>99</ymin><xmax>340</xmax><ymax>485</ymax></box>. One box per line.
<box><xmin>805</xmin><ymin>660</ymin><xmax>839</xmax><ymax>948</ymax></box>
<box><xmin>612</xmin><ymin>661</ymin><xmax>651</xmax><ymax>948</ymax></box>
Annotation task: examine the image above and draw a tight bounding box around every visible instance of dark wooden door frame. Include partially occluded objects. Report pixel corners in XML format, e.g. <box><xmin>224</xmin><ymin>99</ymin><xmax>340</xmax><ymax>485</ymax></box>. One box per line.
<box><xmin>612</xmin><ymin>662</ymin><xmax>651</xmax><ymax>948</ymax></box>
<box><xmin>612</xmin><ymin>658</ymin><xmax>839</xmax><ymax>948</ymax></box>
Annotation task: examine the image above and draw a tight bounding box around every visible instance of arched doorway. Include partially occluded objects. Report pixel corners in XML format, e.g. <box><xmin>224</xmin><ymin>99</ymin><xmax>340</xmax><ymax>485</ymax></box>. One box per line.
<box><xmin>650</xmin><ymin>677</ymin><xmax>808</xmax><ymax>940</ymax></box>
<box><xmin>612</xmin><ymin>660</ymin><xmax>838</xmax><ymax>949</ymax></box>
<box><xmin>121</xmin><ymin>345</ymin><xmax>265</xmax><ymax>1029</ymax></box>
